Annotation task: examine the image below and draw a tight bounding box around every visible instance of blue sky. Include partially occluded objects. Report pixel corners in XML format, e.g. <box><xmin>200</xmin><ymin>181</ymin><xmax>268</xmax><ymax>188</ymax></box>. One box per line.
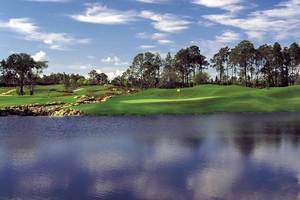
<box><xmin>0</xmin><ymin>0</ymin><xmax>299</xmax><ymax>78</ymax></box>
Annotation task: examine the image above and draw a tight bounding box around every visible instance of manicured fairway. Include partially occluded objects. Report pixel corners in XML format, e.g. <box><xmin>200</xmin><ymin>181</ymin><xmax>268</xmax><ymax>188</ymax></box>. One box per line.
<box><xmin>75</xmin><ymin>85</ymin><xmax>300</xmax><ymax>115</ymax></box>
<box><xmin>3</xmin><ymin>84</ymin><xmax>300</xmax><ymax>115</ymax></box>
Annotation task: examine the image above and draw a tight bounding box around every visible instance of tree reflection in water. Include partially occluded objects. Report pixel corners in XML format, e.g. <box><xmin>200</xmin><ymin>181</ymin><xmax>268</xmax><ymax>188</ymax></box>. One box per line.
<box><xmin>0</xmin><ymin>114</ymin><xmax>299</xmax><ymax>199</ymax></box>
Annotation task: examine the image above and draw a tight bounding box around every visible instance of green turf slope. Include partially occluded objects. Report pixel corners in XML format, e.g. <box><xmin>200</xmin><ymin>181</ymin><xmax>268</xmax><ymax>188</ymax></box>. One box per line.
<box><xmin>76</xmin><ymin>85</ymin><xmax>300</xmax><ymax>115</ymax></box>
<box><xmin>0</xmin><ymin>85</ymin><xmax>112</xmax><ymax>108</ymax></box>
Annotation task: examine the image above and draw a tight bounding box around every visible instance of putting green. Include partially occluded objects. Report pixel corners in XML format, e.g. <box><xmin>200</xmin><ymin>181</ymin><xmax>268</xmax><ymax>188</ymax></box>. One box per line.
<box><xmin>121</xmin><ymin>96</ymin><xmax>221</xmax><ymax>104</ymax></box>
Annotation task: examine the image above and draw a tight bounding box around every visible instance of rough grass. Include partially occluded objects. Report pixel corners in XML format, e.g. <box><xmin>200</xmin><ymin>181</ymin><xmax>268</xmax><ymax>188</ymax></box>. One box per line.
<box><xmin>75</xmin><ymin>85</ymin><xmax>300</xmax><ymax>116</ymax></box>
<box><xmin>0</xmin><ymin>84</ymin><xmax>112</xmax><ymax>108</ymax></box>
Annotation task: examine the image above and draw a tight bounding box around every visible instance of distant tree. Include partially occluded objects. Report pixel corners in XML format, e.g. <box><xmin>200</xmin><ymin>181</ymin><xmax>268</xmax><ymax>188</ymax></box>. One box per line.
<box><xmin>272</xmin><ymin>42</ymin><xmax>284</xmax><ymax>86</ymax></box>
<box><xmin>127</xmin><ymin>53</ymin><xmax>144</xmax><ymax>88</ymax></box>
<box><xmin>193</xmin><ymin>72</ymin><xmax>210</xmax><ymax>85</ymax></box>
<box><xmin>88</xmin><ymin>70</ymin><xmax>108</xmax><ymax>85</ymax></box>
<box><xmin>188</xmin><ymin>45</ymin><xmax>209</xmax><ymax>74</ymax></box>
<box><xmin>111</xmin><ymin>76</ymin><xmax>124</xmax><ymax>87</ymax></box>
<box><xmin>88</xmin><ymin>70</ymin><xmax>99</xmax><ymax>85</ymax></box>
<box><xmin>0</xmin><ymin>53</ymin><xmax>47</xmax><ymax>95</ymax></box>
<box><xmin>230</xmin><ymin>41</ymin><xmax>256</xmax><ymax>86</ymax></box>
<box><xmin>175</xmin><ymin>48</ymin><xmax>190</xmax><ymax>86</ymax></box>
<box><xmin>38</xmin><ymin>73</ymin><xmax>65</xmax><ymax>85</ymax></box>
<box><xmin>142</xmin><ymin>52</ymin><xmax>161</xmax><ymax>88</ymax></box>
<box><xmin>211</xmin><ymin>47</ymin><xmax>230</xmax><ymax>84</ymax></box>
<box><xmin>257</xmin><ymin>44</ymin><xmax>274</xmax><ymax>87</ymax></box>
<box><xmin>123</xmin><ymin>52</ymin><xmax>161</xmax><ymax>88</ymax></box>
<box><xmin>175</xmin><ymin>45</ymin><xmax>208</xmax><ymax>86</ymax></box>
<box><xmin>160</xmin><ymin>52</ymin><xmax>178</xmax><ymax>88</ymax></box>
<box><xmin>96</xmin><ymin>73</ymin><xmax>109</xmax><ymax>85</ymax></box>
<box><xmin>76</xmin><ymin>77</ymin><xmax>87</xmax><ymax>86</ymax></box>
<box><xmin>288</xmin><ymin>42</ymin><xmax>300</xmax><ymax>84</ymax></box>
<box><xmin>282</xmin><ymin>47</ymin><xmax>291</xmax><ymax>86</ymax></box>
<box><xmin>62</xmin><ymin>73</ymin><xmax>71</xmax><ymax>91</ymax></box>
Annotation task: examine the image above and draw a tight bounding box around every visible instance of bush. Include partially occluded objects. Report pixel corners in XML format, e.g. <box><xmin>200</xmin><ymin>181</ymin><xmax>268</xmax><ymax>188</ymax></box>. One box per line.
<box><xmin>193</xmin><ymin>72</ymin><xmax>210</xmax><ymax>85</ymax></box>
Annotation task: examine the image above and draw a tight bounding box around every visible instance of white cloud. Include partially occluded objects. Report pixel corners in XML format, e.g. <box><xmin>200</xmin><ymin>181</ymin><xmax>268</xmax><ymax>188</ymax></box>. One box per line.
<box><xmin>151</xmin><ymin>32</ymin><xmax>169</xmax><ymax>40</ymax></box>
<box><xmin>136</xmin><ymin>0</ymin><xmax>169</xmax><ymax>4</ymax></box>
<box><xmin>105</xmin><ymin>69</ymin><xmax>124</xmax><ymax>80</ymax></box>
<box><xmin>215</xmin><ymin>31</ymin><xmax>241</xmax><ymax>43</ymax></box>
<box><xmin>187</xmin><ymin>147</ymin><xmax>242</xmax><ymax>199</ymax></box>
<box><xmin>136</xmin><ymin>32</ymin><xmax>174</xmax><ymax>45</ymax></box>
<box><xmin>252</xmin><ymin>143</ymin><xmax>300</xmax><ymax>199</ymax></box>
<box><xmin>198</xmin><ymin>20</ymin><xmax>215</xmax><ymax>27</ymax></box>
<box><xmin>203</xmin><ymin>0</ymin><xmax>300</xmax><ymax>41</ymax></box>
<box><xmin>72</xmin><ymin>5</ymin><xmax>192</xmax><ymax>38</ymax></box>
<box><xmin>144</xmin><ymin>138</ymin><xmax>192</xmax><ymax>168</ymax></box>
<box><xmin>0</xmin><ymin>18</ymin><xmax>90</xmax><ymax>50</ymax></box>
<box><xmin>94</xmin><ymin>69</ymin><xmax>125</xmax><ymax>80</ymax></box>
<box><xmin>158</xmin><ymin>39</ymin><xmax>174</xmax><ymax>44</ymax></box>
<box><xmin>139</xmin><ymin>45</ymin><xmax>156</xmax><ymax>49</ymax></box>
<box><xmin>136</xmin><ymin>32</ymin><xmax>149</xmax><ymax>39</ymax></box>
<box><xmin>25</xmin><ymin>0</ymin><xmax>70</xmax><ymax>2</ymax></box>
<box><xmin>87</xmin><ymin>55</ymin><xmax>96</xmax><ymax>59</ymax></box>
<box><xmin>191</xmin><ymin>31</ymin><xmax>241</xmax><ymax>58</ymax></box>
<box><xmin>71</xmin><ymin>4</ymin><xmax>138</xmax><ymax>25</ymax></box>
<box><xmin>101</xmin><ymin>56</ymin><xmax>129</xmax><ymax>66</ymax></box>
<box><xmin>136</xmin><ymin>32</ymin><xmax>169</xmax><ymax>40</ymax></box>
<box><xmin>101</xmin><ymin>56</ymin><xmax>120</xmax><ymax>63</ymax></box>
<box><xmin>192</xmin><ymin>0</ymin><xmax>245</xmax><ymax>12</ymax></box>
<box><xmin>32</xmin><ymin>51</ymin><xmax>47</xmax><ymax>61</ymax></box>
<box><xmin>140</xmin><ymin>10</ymin><xmax>192</xmax><ymax>33</ymax></box>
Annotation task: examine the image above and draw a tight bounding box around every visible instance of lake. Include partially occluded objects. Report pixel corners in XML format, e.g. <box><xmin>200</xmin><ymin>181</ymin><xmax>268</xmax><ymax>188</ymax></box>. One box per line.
<box><xmin>0</xmin><ymin>114</ymin><xmax>300</xmax><ymax>200</ymax></box>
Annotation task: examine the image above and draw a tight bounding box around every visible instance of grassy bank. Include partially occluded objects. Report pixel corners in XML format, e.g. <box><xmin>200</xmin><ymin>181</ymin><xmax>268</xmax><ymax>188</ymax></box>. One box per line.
<box><xmin>2</xmin><ymin>84</ymin><xmax>300</xmax><ymax>116</ymax></box>
<box><xmin>0</xmin><ymin>84</ymin><xmax>115</xmax><ymax>108</ymax></box>
<box><xmin>75</xmin><ymin>85</ymin><xmax>300</xmax><ymax>115</ymax></box>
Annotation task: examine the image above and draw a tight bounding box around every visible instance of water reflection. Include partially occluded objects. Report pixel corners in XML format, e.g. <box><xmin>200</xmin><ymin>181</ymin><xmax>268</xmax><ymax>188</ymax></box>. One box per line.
<box><xmin>0</xmin><ymin>114</ymin><xmax>299</xmax><ymax>199</ymax></box>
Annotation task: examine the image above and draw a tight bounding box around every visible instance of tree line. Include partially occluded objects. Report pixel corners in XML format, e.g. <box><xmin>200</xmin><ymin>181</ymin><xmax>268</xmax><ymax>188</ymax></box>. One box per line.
<box><xmin>113</xmin><ymin>40</ymin><xmax>300</xmax><ymax>89</ymax></box>
<box><xmin>1</xmin><ymin>40</ymin><xmax>300</xmax><ymax>95</ymax></box>
<box><xmin>0</xmin><ymin>54</ymin><xmax>109</xmax><ymax>95</ymax></box>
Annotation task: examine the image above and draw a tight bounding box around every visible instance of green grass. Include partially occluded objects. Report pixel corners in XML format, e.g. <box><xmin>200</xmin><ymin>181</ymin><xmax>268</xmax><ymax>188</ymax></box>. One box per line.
<box><xmin>75</xmin><ymin>85</ymin><xmax>300</xmax><ymax>116</ymax></box>
<box><xmin>3</xmin><ymin>84</ymin><xmax>300</xmax><ymax>116</ymax></box>
<box><xmin>0</xmin><ymin>84</ymin><xmax>113</xmax><ymax>108</ymax></box>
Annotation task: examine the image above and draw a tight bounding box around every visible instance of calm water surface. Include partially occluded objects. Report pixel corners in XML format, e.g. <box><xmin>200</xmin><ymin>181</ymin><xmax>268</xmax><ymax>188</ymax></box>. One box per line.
<box><xmin>0</xmin><ymin>114</ymin><xmax>300</xmax><ymax>200</ymax></box>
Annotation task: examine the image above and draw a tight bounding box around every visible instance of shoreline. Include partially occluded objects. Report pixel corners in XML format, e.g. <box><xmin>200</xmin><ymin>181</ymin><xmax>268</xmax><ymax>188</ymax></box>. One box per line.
<box><xmin>1</xmin><ymin>109</ymin><xmax>300</xmax><ymax>117</ymax></box>
<box><xmin>0</xmin><ymin>94</ymin><xmax>113</xmax><ymax>117</ymax></box>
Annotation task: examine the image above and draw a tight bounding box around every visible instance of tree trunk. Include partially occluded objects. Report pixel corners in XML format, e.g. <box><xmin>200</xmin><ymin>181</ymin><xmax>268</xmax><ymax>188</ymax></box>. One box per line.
<box><xmin>226</xmin><ymin>65</ymin><xmax>229</xmax><ymax>85</ymax></box>
<box><xmin>284</xmin><ymin>66</ymin><xmax>289</xmax><ymax>86</ymax></box>
<box><xmin>181</xmin><ymin>72</ymin><xmax>185</xmax><ymax>87</ymax></box>
<box><xmin>19</xmin><ymin>76</ymin><xmax>25</xmax><ymax>96</ymax></box>
<box><xmin>244</xmin><ymin>63</ymin><xmax>247</xmax><ymax>87</ymax></box>
<box><xmin>219</xmin><ymin>70</ymin><xmax>222</xmax><ymax>85</ymax></box>
<box><xmin>30</xmin><ymin>84</ymin><xmax>34</xmax><ymax>95</ymax></box>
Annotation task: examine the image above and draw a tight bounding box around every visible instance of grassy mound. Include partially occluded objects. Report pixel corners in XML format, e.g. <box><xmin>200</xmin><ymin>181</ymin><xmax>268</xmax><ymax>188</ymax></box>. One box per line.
<box><xmin>2</xmin><ymin>84</ymin><xmax>300</xmax><ymax>115</ymax></box>
<box><xmin>75</xmin><ymin>85</ymin><xmax>300</xmax><ymax>115</ymax></box>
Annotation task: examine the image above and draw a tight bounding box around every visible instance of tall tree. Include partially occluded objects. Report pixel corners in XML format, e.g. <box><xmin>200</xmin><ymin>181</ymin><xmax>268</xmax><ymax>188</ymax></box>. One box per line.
<box><xmin>96</xmin><ymin>73</ymin><xmax>109</xmax><ymax>85</ymax></box>
<box><xmin>0</xmin><ymin>53</ymin><xmax>47</xmax><ymax>95</ymax></box>
<box><xmin>88</xmin><ymin>70</ymin><xmax>99</xmax><ymax>85</ymax></box>
<box><xmin>160</xmin><ymin>53</ymin><xmax>178</xmax><ymax>88</ymax></box>
<box><xmin>175</xmin><ymin>48</ymin><xmax>190</xmax><ymax>86</ymax></box>
<box><xmin>230</xmin><ymin>41</ymin><xmax>256</xmax><ymax>86</ymax></box>
<box><xmin>257</xmin><ymin>44</ymin><xmax>273</xmax><ymax>87</ymax></box>
<box><xmin>143</xmin><ymin>52</ymin><xmax>161</xmax><ymax>88</ymax></box>
<box><xmin>175</xmin><ymin>45</ymin><xmax>207</xmax><ymax>86</ymax></box>
<box><xmin>211</xmin><ymin>47</ymin><xmax>230</xmax><ymax>84</ymax></box>
<box><xmin>123</xmin><ymin>52</ymin><xmax>161</xmax><ymax>88</ymax></box>
<box><xmin>288</xmin><ymin>42</ymin><xmax>300</xmax><ymax>84</ymax></box>
<box><xmin>272</xmin><ymin>42</ymin><xmax>283</xmax><ymax>86</ymax></box>
<box><xmin>282</xmin><ymin>47</ymin><xmax>291</xmax><ymax>86</ymax></box>
<box><xmin>188</xmin><ymin>45</ymin><xmax>209</xmax><ymax>74</ymax></box>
